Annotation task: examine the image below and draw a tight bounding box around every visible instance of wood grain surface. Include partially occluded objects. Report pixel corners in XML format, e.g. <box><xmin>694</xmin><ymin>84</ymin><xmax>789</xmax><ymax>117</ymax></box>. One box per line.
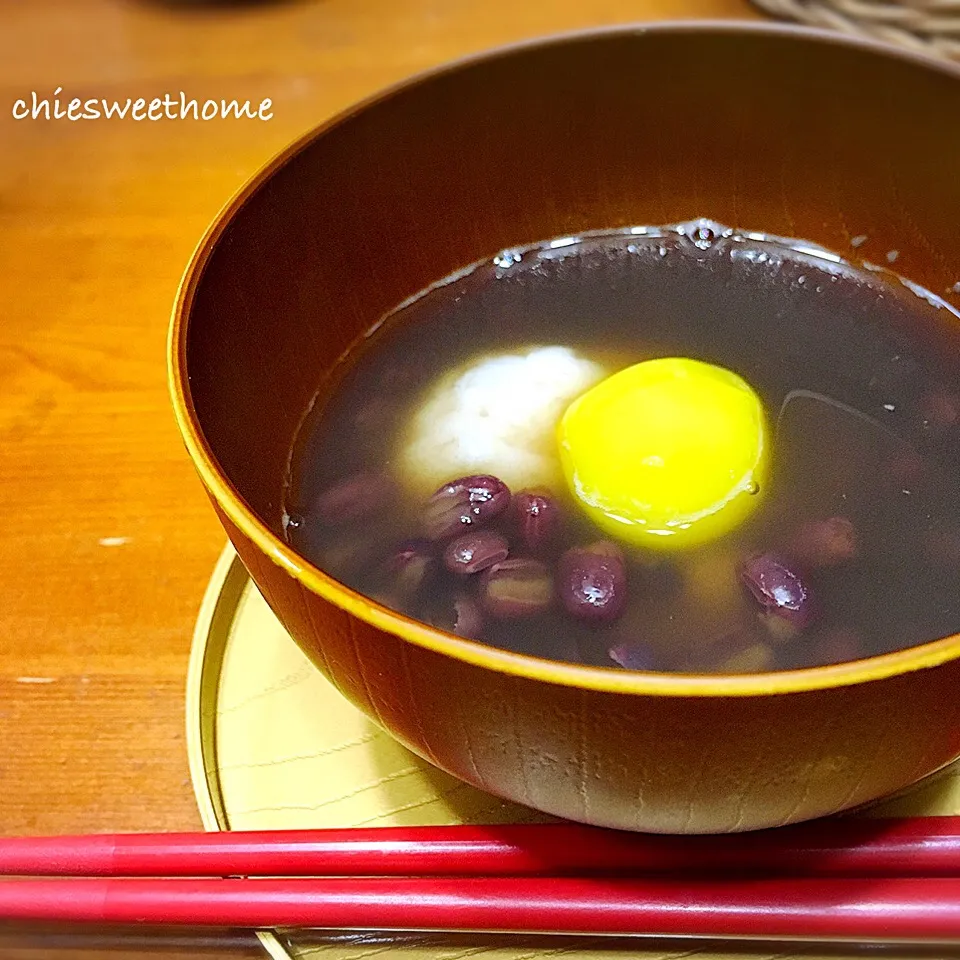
<box><xmin>0</xmin><ymin>0</ymin><xmax>758</xmax><ymax>955</ymax></box>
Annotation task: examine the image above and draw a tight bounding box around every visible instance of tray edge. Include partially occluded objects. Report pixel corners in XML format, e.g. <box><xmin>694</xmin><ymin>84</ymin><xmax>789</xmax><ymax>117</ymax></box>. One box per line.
<box><xmin>185</xmin><ymin>542</ymin><xmax>293</xmax><ymax>960</ymax></box>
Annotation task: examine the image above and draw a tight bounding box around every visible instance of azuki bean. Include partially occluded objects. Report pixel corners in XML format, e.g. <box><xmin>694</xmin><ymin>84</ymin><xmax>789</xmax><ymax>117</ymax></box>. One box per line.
<box><xmin>443</xmin><ymin>531</ymin><xmax>509</xmax><ymax>576</ymax></box>
<box><xmin>557</xmin><ymin>542</ymin><xmax>627</xmax><ymax>623</ymax></box>
<box><xmin>481</xmin><ymin>558</ymin><xmax>553</xmax><ymax>618</ymax></box>
<box><xmin>423</xmin><ymin>475</ymin><xmax>511</xmax><ymax>540</ymax></box>
<box><xmin>740</xmin><ymin>552</ymin><xmax>815</xmax><ymax>629</ymax></box>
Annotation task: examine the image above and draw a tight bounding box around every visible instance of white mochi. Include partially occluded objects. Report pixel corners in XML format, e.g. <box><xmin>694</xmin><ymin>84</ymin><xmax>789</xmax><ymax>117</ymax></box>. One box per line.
<box><xmin>398</xmin><ymin>346</ymin><xmax>606</xmax><ymax>495</ymax></box>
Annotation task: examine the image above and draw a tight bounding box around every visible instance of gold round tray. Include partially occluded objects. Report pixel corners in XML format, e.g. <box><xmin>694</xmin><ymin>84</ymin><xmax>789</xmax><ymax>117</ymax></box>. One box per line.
<box><xmin>187</xmin><ymin>544</ymin><xmax>960</xmax><ymax>960</ymax></box>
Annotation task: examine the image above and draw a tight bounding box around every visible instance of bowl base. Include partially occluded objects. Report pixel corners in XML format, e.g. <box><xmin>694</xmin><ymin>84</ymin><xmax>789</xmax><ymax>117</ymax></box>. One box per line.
<box><xmin>187</xmin><ymin>545</ymin><xmax>960</xmax><ymax>960</ymax></box>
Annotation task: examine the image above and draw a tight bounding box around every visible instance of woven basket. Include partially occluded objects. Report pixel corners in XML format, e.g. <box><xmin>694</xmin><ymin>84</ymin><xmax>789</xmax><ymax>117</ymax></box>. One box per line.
<box><xmin>750</xmin><ymin>0</ymin><xmax>960</xmax><ymax>60</ymax></box>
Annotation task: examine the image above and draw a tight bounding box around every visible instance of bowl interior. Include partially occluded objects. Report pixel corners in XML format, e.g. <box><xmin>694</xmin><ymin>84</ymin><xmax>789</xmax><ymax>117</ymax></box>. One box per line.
<box><xmin>176</xmin><ymin>24</ymin><xmax>960</xmax><ymax>684</ymax></box>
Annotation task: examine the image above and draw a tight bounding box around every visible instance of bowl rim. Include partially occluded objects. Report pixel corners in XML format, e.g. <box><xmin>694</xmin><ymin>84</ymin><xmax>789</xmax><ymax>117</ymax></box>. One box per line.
<box><xmin>169</xmin><ymin>19</ymin><xmax>960</xmax><ymax>698</ymax></box>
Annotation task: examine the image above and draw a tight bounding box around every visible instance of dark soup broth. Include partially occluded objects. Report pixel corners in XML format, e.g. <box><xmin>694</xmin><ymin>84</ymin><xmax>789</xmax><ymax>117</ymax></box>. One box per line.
<box><xmin>283</xmin><ymin>221</ymin><xmax>960</xmax><ymax>674</ymax></box>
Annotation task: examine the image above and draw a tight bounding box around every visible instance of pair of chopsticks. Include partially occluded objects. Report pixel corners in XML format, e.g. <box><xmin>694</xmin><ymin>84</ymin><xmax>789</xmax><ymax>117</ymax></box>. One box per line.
<box><xmin>4</xmin><ymin>819</ymin><xmax>960</xmax><ymax>940</ymax></box>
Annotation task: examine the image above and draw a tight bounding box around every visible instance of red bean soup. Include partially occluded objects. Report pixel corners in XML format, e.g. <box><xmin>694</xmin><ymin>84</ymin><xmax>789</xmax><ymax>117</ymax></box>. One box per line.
<box><xmin>283</xmin><ymin>221</ymin><xmax>960</xmax><ymax>675</ymax></box>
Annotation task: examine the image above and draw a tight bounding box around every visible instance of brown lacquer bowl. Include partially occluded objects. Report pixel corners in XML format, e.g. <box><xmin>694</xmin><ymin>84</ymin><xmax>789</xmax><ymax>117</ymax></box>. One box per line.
<box><xmin>170</xmin><ymin>23</ymin><xmax>960</xmax><ymax>833</ymax></box>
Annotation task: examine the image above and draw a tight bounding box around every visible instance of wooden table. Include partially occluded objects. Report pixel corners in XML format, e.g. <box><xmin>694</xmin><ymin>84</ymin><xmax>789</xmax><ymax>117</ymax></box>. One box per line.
<box><xmin>0</xmin><ymin>0</ymin><xmax>759</xmax><ymax>955</ymax></box>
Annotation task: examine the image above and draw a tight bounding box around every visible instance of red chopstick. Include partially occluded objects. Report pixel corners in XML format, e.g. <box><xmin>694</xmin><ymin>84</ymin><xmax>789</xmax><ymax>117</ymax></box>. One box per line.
<box><xmin>0</xmin><ymin>875</ymin><xmax>959</xmax><ymax>940</ymax></box>
<box><xmin>1</xmin><ymin>819</ymin><xmax>960</xmax><ymax>879</ymax></box>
